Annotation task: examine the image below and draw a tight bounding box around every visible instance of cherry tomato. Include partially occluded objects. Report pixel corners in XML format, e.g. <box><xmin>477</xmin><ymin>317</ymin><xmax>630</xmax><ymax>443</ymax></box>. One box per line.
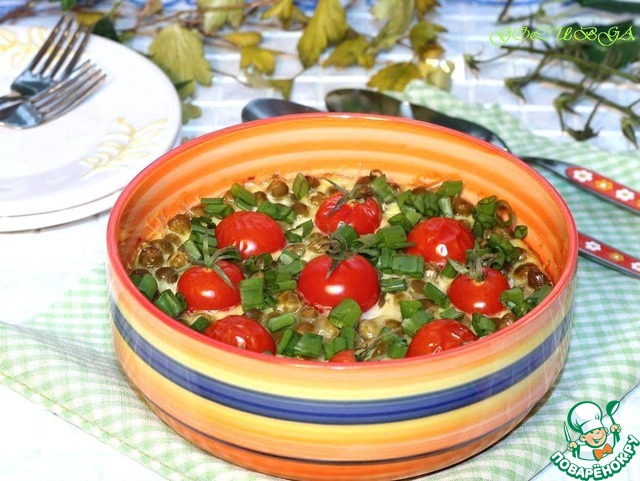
<box><xmin>329</xmin><ymin>350</ymin><xmax>357</xmax><ymax>362</ymax></box>
<box><xmin>315</xmin><ymin>193</ymin><xmax>382</xmax><ymax>235</ymax></box>
<box><xmin>406</xmin><ymin>319</ymin><xmax>478</xmax><ymax>357</ymax></box>
<box><xmin>216</xmin><ymin>211</ymin><xmax>286</xmax><ymax>259</ymax></box>
<box><xmin>177</xmin><ymin>262</ymin><xmax>244</xmax><ymax>311</ymax></box>
<box><xmin>448</xmin><ymin>267</ymin><xmax>511</xmax><ymax>315</ymax></box>
<box><xmin>204</xmin><ymin>315</ymin><xmax>276</xmax><ymax>354</ymax></box>
<box><xmin>297</xmin><ymin>254</ymin><xmax>379</xmax><ymax>311</ymax></box>
<box><xmin>406</xmin><ymin>217</ymin><xmax>474</xmax><ymax>269</ymax></box>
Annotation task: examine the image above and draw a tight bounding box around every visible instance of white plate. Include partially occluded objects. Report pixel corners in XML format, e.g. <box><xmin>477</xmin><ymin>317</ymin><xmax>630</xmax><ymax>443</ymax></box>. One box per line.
<box><xmin>0</xmin><ymin>190</ymin><xmax>121</xmax><ymax>232</ymax></box>
<box><xmin>0</xmin><ymin>26</ymin><xmax>181</xmax><ymax>218</ymax></box>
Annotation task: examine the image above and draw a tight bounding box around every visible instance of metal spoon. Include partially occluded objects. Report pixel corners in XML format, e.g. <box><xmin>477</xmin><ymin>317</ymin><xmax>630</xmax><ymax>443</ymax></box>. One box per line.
<box><xmin>241</xmin><ymin>97</ymin><xmax>640</xmax><ymax>279</ymax></box>
<box><xmin>606</xmin><ymin>400</ymin><xmax>621</xmax><ymax>443</ymax></box>
<box><xmin>325</xmin><ymin>89</ymin><xmax>639</xmax><ymax>216</ymax></box>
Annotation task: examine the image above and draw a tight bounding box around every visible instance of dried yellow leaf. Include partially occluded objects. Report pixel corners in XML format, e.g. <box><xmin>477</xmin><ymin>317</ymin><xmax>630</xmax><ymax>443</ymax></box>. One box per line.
<box><xmin>245</xmin><ymin>71</ymin><xmax>294</xmax><ymax>99</ymax></box>
<box><xmin>262</xmin><ymin>0</ymin><xmax>306</xmax><ymax>26</ymax></box>
<box><xmin>323</xmin><ymin>36</ymin><xmax>375</xmax><ymax>69</ymax></box>
<box><xmin>297</xmin><ymin>0</ymin><xmax>349</xmax><ymax>68</ymax></box>
<box><xmin>410</xmin><ymin>21</ymin><xmax>445</xmax><ymax>49</ymax></box>
<box><xmin>370</xmin><ymin>0</ymin><xmax>415</xmax><ymax>50</ymax></box>
<box><xmin>367</xmin><ymin>62</ymin><xmax>421</xmax><ymax>91</ymax></box>
<box><xmin>416</xmin><ymin>0</ymin><xmax>439</xmax><ymax>18</ymax></box>
<box><xmin>224</xmin><ymin>31</ymin><xmax>262</xmax><ymax>47</ymax></box>
<box><xmin>199</xmin><ymin>0</ymin><xmax>244</xmax><ymax>33</ymax></box>
<box><xmin>240</xmin><ymin>46</ymin><xmax>277</xmax><ymax>75</ymax></box>
<box><xmin>148</xmin><ymin>24</ymin><xmax>212</xmax><ymax>98</ymax></box>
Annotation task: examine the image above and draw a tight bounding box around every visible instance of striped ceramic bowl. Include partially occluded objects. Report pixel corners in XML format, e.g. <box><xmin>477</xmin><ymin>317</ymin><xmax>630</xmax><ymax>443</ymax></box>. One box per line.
<box><xmin>107</xmin><ymin>114</ymin><xmax>578</xmax><ymax>480</ymax></box>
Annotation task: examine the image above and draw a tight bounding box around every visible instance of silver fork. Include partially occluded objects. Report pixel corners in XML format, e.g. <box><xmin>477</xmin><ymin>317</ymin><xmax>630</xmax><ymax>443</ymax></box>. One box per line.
<box><xmin>0</xmin><ymin>61</ymin><xmax>106</xmax><ymax>129</ymax></box>
<box><xmin>0</xmin><ymin>15</ymin><xmax>93</xmax><ymax>105</ymax></box>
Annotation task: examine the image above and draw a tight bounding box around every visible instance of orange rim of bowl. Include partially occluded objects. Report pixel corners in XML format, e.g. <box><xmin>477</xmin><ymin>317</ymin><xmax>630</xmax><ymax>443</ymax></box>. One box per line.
<box><xmin>106</xmin><ymin>113</ymin><xmax>578</xmax><ymax>371</ymax></box>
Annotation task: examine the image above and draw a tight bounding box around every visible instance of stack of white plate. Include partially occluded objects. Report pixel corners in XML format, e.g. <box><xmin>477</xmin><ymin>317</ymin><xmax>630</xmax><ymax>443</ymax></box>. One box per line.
<box><xmin>0</xmin><ymin>25</ymin><xmax>181</xmax><ymax>232</ymax></box>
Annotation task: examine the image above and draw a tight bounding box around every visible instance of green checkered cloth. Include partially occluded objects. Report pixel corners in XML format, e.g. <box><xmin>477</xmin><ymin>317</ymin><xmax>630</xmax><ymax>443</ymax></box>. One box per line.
<box><xmin>1</xmin><ymin>83</ymin><xmax>639</xmax><ymax>481</ymax></box>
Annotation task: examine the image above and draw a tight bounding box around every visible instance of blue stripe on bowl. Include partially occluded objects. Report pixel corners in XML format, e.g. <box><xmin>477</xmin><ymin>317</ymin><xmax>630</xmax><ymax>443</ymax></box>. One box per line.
<box><xmin>111</xmin><ymin>299</ymin><xmax>571</xmax><ymax>425</ymax></box>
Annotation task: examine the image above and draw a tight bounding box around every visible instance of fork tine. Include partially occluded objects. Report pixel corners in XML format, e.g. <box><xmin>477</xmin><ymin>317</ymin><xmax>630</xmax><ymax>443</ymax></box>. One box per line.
<box><xmin>48</xmin><ymin>23</ymin><xmax>88</xmax><ymax>79</ymax></box>
<box><xmin>59</xmin><ymin>24</ymin><xmax>93</xmax><ymax>79</ymax></box>
<box><xmin>23</xmin><ymin>15</ymin><xmax>67</xmax><ymax>71</ymax></box>
<box><xmin>36</xmin><ymin>16</ymin><xmax>74</xmax><ymax>75</ymax></box>
<box><xmin>30</xmin><ymin>61</ymin><xmax>94</xmax><ymax>108</ymax></box>
<box><xmin>41</xmin><ymin>72</ymin><xmax>105</xmax><ymax>121</ymax></box>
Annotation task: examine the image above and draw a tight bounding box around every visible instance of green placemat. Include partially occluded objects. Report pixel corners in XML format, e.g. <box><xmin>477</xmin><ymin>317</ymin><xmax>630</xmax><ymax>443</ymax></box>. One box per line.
<box><xmin>1</xmin><ymin>84</ymin><xmax>639</xmax><ymax>480</ymax></box>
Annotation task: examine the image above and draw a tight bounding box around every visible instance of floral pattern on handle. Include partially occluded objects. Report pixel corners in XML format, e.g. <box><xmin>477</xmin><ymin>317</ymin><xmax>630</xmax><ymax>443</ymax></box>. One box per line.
<box><xmin>567</xmin><ymin>167</ymin><xmax>639</xmax><ymax>214</ymax></box>
<box><xmin>578</xmin><ymin>232</ymin><xmax>640</xmax><ymax>278</ymax></box>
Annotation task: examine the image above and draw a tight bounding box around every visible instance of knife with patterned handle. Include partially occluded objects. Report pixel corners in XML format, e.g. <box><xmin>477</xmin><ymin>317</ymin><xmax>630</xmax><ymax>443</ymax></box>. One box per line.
<box><xmin>520</xmin><ymin>157</ymin><xmax>639</xmax><ymax>215</ymax></box>
<box><xmin>577</xmin><ymin>232</ymin><xmax>640</xmax><ymax>279</ymax></box>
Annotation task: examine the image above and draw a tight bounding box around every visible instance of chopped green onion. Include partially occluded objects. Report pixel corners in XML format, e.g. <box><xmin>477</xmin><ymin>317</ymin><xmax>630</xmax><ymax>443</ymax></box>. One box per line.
<box><xmin>264</xmin><ymin>269</ymin><xmax>297</xmax><ymax>292</ymax></box>
<box><xmin>189</xmin><ymin>223</ymin><xmax>217</xmax><ymax>252</ymax></box>
<box><xmin>257</xmin><ymin>201</ymin><xmax>296</xmax><ymax>223</ymax></box>
<box><xmin>437</xmin><ymin>197</ymin><xmax>454</xmax><ymax>218</ymax></box>
<box><xmin>351</xmin><ymin>233</ymin><xmax>379</xmax><ymax>251</ymax></box>
<box><xmin>528</xmin><ymin>284</ymin><xmax>552</xmax><ymax>306</ymax></box>
<box><xmin>410</xmin><ymin>190</ymin><xmax>439</xmax><ymax>216</ymax></box>
<box><xmin>277</xmin><ymin>328</ymin><xmax>299</xmax><ymax>355</ymax></box>
<box><xmin>264</xmin><ymin>293</ymin><xmax>277</xmax><ymax>308</ymax></box>
<box><xmin>380</xmin><ymin>277</ymin><xmax>407</xmax><ymax>293</ymax></box>
<box><xmin>323</xmin><ymin>336</ymin><xmax>348</xmax><ymax>360</ymax></box>
<box><xmin>239</xmin><ymin>277</ymin><xmax>265</xmax><ymax>311</ymax></box>
<box><xmin>292</xmin><ymin>173</ymin><xmax>310</xmax><ymax>200</ymax></box>
<box><xmin>436</xmin><ymin>180</ymin><xmax>463</xmax><ymax>197</ymax></box>
<box><xmin>279</xmin><ymin>259</ymin><xmax>306</xmax><ymax>276</ymax></box>
<box><xmin>471</xmin><ymin>313</ymin><xmax>496</xmax><ymax>337</ymax></box>
<box><xmin>278</xmin><ymin>248</ymin><xmax>300</xmax><ymax>265</ymax></box>
<box><xmin>494</xmin><ymin>199</ymin><xmax>515</xmax><ymax>227</ymax></box>
<box><xmin>388</xmin><ymin>208</ymin><xmax>422</xmax><ymax>232</ymax></box>
<box><xmin>488</xmin><ymin>233</ymin><xmax>519</xmax><ymax>265</ymax></box>
<box><xmin>423</xmin><ymin>282</ymin><xmax>450</xmax><ymax>308</ymax></box>
<box><xmin>293</xmin><ymin>333</ymin><xmax>324</xmax><ymax>358</ymax></box>
<box><xmin>131</xmin><ymin>273</ymin><xmax>157</xmax><ymax>300</ymax></box>
<box><xmin>391</xmin><ymin>254</ymin><xmax>424</xmax><ymax>278</ymax></box>
<box><xmin>333</xmin><ymin>224</ymin><xmax>358</xmax><ymax>247</ymax></box>
<box><xmin>267</xmin><ymin>312</ymin><xmax>296</xmax><ymax>332</ymax></box>
<box><xmin>376</xmin><ymin>225</ymin><xmax>411</xmax><ymax>249</ymax></box>
<box><xmin>500</xmin><ymin>287</ymin><xmax>531</xmax><ymax>316</ymax></box>
<box><xmin>387</xmin><ymin>339</ymin><xmax>409</xmax><ymax>359</ymax></box>
<box><xmin>153</xmin><ymin>290</ymin><xmax>187</xmax><ymax>318</ymax></box>
<box><xmin>328</xmin><ymin>298</ymin><xmax>362</xmax><ymax>329</ymax></box>
<box><xmin>350</xmin><ymin>234</ymin><xmax>381</xmax><ymax>262</ymax></box>
<box><xmin>230</xmin><ymin>183</ymin><xmax>257</xmax><ymax>210</ymax></box>
<box><xmin>402</xmin><ymin>310</ymin><xmax>433</xmax><ymax>337</ymax></box>
<box><xmin>396</xmin><ymin>190</ymin><xmax>411</xmax><ymax>208</ymax></box>
<box><xmin>190</xmin><ymin>316</ymin><xmax>212</xmax><ymax>333</ymax></box>
<box><xmin>514</xmin><ymin>225</ymin><xmax>528</xmax><ymax>239</ymax></box>
<box><xmin>369</xmin><ymin>174</ymin><xmax>396</xmax><ymax>203</ymax></box>
<box><xmin>500</xmin><ymin>287</ymin><xmax>525</xmax><ymax>307</ymax></box>
<box><xmin>285</xmin><ymin>219</ymin><xmax>314</xmax><ymax>242</ymax></box>
<box><xmin>473</xmin><ymin>196</ymin><xmax>498</xmax><ymax>233</ymax></box>
<box><xmin>377</xmin><ymin>247</ymin><xmax>395</xmax><ymax>273</ymax></box>
<box><xmin>476</xmin><ymin>195</ymin><xmax>497</xmax><ymax>216</ymax></box>
<box><xmin>244</xmin><ymin>253</ymin><xmax>274</xmax><ymax>274</ymax></box>
<box><xmin>202</xmin><ymin>198</ymin><xmax>234</xmax><ymax>218</ymax></box>
<box><xmin>439</xmin><ymin>305</ymin><xmax>464</xmax><ymax>319</ymax></box>
<box><xmin>441</xmin><ymin>261</ymin><xmax>458</xmax><ymax>279</ymax></box>
<box><xmin>181</xmin><ymin>239</ymin><xmax>203</xmax><ymax>262</ymax></box>
<box><xmin>340</xmin><ymin>326</ymin><xmax>356</xmax><ymax>349</ymax></box>
<box><xmin>399</xmin><ymin>300</ymin><xmax>423</xmax><ymax>319</ymax></box>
